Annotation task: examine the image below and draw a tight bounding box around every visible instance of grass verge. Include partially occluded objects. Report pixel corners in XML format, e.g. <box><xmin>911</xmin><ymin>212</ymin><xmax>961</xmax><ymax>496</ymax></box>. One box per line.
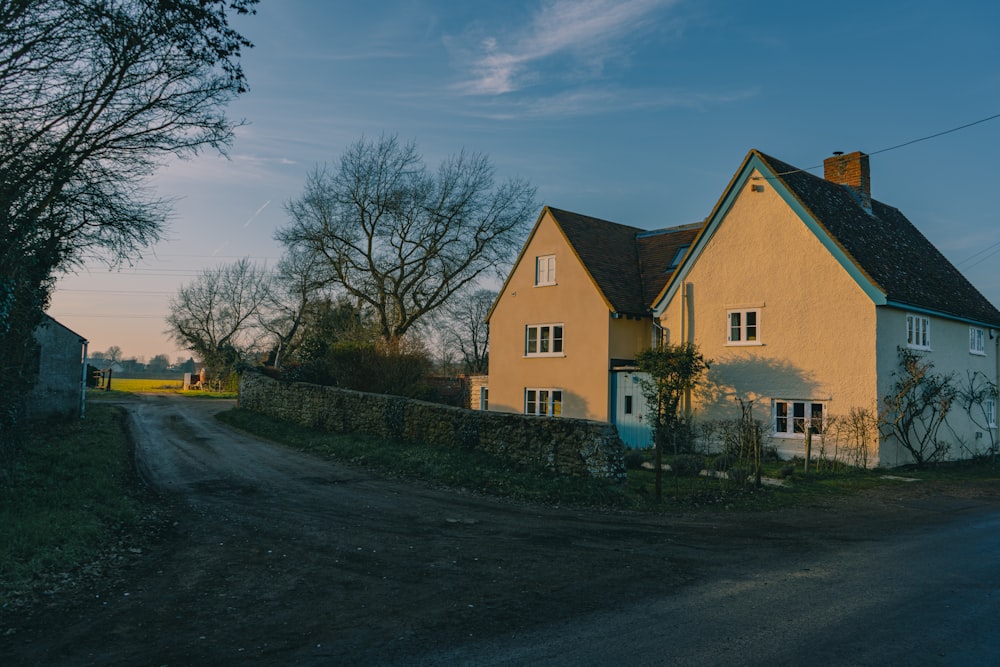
<box><xmin>0</xmin><ymin>404</ymin><xmax>143</xmax><ymax>603</ymax></box>
<box><xmin>216</xmin><ymin>408</ymin><xmax>640</xmax><ymax>509</ymax></box>
<box><xmin>217</xmin><ymin>408</ymin><xmax>1000</xmax><ymax>512</ymax></box>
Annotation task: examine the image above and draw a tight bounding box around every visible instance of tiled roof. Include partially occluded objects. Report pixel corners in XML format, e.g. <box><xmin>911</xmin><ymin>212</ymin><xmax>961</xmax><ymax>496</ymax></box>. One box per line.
<box><xmin>547</xmin><ymin>207</ymin><xmax>701</xmax><ymax>317</ymax></box>
<box><xmin>756</xmin><ymin>151</ymin><xmax>1000</xmax><ymax>327</ymax></box>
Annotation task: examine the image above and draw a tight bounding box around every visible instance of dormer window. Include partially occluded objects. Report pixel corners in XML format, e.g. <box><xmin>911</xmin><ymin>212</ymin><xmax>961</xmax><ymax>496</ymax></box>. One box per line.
<box><xmin>535</xmin><ymin>255</ymin><xmax>556</xmax><ymax>286</ymax></box>
<box><xmin>667</xmin><ymin>244</ymin><xmax>690</xmax><ymax>271</ymax></box>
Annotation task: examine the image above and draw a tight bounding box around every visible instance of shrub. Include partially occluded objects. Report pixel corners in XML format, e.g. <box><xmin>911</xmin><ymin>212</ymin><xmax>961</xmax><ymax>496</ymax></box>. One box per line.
<box><xmin>671</xmin><ymin>454</ymin><xmax>704</xmax><ymax>477</ymax></box>
<box><xmin>623</xmin><ymin>449</ymin><xmax>647</xmax><ymax>470</ymax></box>
<box><xmin>727</xmin><ymin>466</ymin><xmax>750</xmax><ymax>486</ymax></box>
<box><xmin>712</xmin><ymin>453</ymin><xmax>735</xmax><ymax>472</ymax></box>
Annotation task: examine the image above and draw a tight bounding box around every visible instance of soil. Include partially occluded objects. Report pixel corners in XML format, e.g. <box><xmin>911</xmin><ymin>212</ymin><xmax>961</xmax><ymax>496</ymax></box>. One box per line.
<box><xmin>2</xmin><ymin>394</ymin><xmax>998</xmax><ymax>665</ymax></box>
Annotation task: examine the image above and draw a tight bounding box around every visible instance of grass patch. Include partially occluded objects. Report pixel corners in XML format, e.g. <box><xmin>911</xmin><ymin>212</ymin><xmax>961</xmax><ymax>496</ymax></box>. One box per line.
<box><xmin>0</xmin><ymin>404</ymin><xmax>143</xmax><ymax>601</ymax></box>
<box><xmin>218</xmin><ymin>408</ymin><xmax>1000</xmax><ymax>513</ymax></box>
<box><xmin>216</xmin><ymin>408</ymin><xmax>639</xmax><ymax>509</ymax></box>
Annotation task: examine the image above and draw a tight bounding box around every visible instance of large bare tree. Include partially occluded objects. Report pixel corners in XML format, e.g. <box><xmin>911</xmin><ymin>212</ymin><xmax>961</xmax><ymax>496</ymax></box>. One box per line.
<box><xmin>277</xmin><ymin>135</ymin><xmax>536</xmax><ymax>341</ymax></box>
<box><xmin>165</xmin><ymin>258</ymin><xmax>271</xmax><ymax>374</ymax></box>
<box><xmin>0</xmin><ymin>0</ymin><xmax>255</xmax><ymax>471</ymax></box>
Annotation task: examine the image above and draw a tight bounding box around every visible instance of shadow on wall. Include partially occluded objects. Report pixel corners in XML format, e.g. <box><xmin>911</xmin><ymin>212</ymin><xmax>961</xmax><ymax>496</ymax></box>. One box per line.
<box><xmin>696</xmin><ymin>354</ymin><xmax>824</xmax><ymax>417</ymax></box>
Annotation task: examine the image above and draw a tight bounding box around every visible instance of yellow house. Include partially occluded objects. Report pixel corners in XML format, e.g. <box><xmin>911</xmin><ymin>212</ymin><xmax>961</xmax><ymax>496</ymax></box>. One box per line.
<box><xmin>484</xmin><ymin>206</ymin><xmax>700</xmax><ymax>445</ymax></box>
<box><xmin>486</xmin><ymin>151</ymin><xmax>1000</xmax><ymax>466</ymax></box>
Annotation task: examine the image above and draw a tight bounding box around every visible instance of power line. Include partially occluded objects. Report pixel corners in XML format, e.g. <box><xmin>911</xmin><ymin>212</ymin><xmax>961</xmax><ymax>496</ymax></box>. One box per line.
<box><xmin>775</xmin><ymin>112</ymin><xmax>1000</xmax><ymax>176</ymax></box>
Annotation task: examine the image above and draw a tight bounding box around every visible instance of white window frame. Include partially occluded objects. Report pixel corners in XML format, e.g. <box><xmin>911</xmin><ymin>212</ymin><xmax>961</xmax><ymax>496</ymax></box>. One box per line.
<box><xmin>727</xmin><ymin>309</ymin><xmax>761</xmax><ymax>346</ymax></box>
<box><xmin>906</xmin><ymin>314</ymin><xmax>931</xmax><ymax>350</ymax></box>
<box><xmin>987</xmin><ymin>398</ymin><xmax>997</xmax><ymax>428</ymax></box>
<box><xmin>524</xmin><ymin>388</ymin><xmax>563</xmax><ymax>417</ymax></box>
<box><xmin>525</xmin><ymin>323</ymin><xmax>564</xmax><ymax>357</ymax></box>
<box><xmin>970</xmin><ymin>327</ymin><xmax>986</xmax><ymax>356</ymax></box>
<box><xmin>535</xmin><ymin>254</ymin><xmax>556</xmax><ymax>286</ymax></box>
<box><xmin>480</xmin><ymin>387</ymin><xmax>489</xmax><ymax>411</ymax></box>
<box><xmin>772</xmin><ymin>399</ymin><xmax>826</xmax><ymax>438</ymax></box>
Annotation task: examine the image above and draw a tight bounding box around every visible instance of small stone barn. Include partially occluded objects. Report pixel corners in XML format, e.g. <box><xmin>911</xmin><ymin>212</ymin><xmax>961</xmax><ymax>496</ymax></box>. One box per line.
<box><xmin>28</xmin><ymin>314</ymin><xmax>88</xmax><ymax>420</ymax></box>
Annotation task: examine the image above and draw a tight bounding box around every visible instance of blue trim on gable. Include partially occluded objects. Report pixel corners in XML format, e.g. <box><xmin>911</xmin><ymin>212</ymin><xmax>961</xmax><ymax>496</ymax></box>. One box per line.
<box><xmin>653</xmin><ymin>153</ymin><xmax>887</xmax><ymax>317</ymax></box>
<box><xmin>884</xmin><ymin>301</ymin><xmax>1000</xmax><ymax>329</ymax></box>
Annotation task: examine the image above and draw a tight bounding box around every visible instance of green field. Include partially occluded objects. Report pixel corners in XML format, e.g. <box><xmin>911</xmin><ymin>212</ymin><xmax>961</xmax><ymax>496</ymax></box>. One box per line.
<box><xmin>90</xmin><ymin>377</ymin><xmax>236</xmax><ymax>398</ymax></box>
<box><xmin>101</xmin><ymin>378</ymin><xmax>183</xmax><ymax>392</ymax></box>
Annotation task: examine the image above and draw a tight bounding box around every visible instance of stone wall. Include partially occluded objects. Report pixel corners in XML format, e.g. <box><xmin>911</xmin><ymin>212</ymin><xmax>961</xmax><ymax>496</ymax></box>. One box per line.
<box><xmin>239</xmin><ymin>370</ymin><xmax>626</xmax><ymax>482</ymax></box>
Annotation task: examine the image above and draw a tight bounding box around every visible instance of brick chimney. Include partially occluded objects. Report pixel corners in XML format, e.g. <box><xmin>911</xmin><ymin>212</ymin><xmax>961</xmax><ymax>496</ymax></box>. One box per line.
<box><xmin>824</xmin><ymin>151</ymin><xmax>871</xmax><ymax>213</ymax></box>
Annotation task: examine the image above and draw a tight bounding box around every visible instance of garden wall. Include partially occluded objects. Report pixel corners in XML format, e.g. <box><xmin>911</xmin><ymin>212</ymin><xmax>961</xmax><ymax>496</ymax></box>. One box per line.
<box><xmin>239</xmin><ymin>370</ymin><xmax>626</xmax><ymax>481</ymax></box>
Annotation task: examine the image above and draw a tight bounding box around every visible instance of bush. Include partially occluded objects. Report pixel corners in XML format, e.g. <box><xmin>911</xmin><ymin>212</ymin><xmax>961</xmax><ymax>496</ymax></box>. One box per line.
<box><xmin>672</xmin><ymin>454</ymin><xmax>704</xmax><ymax>477</ymax></box>
<box><xmin>727</xmin><ymin>466</ymin><xmax>750</xmax><ymax>486</ymax></box>
<box><xmin>712</xmin><ymin>453</ymin><xmax>736</xmax><ymax>472</ymax></box>
<box><xmin>623</xmin><ymin>449</ymin><xmax>647</xmax><ymax>470</ymax></box>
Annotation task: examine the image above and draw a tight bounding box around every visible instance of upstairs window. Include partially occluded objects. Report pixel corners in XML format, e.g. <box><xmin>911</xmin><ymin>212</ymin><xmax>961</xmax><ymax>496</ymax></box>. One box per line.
<box><xmin>987</xmin><ymin>398</ymin><xmax>997</xmax><ymax>428</ymax></box>
<box><xmin>535</xmin><ymin>255</ymin><xmax>556</xmax><ymax>286</ymax></box>
<box><xmin>970</xmin><ymin>327</ymin><xmax>986</xmax><ymax>355</ymax></box>
<box><xmin>525</xmin><ymin>388</ymin><xmax>563</xmax><ymax>417</ymax></box>
<box><xmin>525</xmin><ymin>324</ymin><xmax>564</xmax><ymax>356</ymax></box>
<box><xmin>773</xmin><ymin>400</ymin><xmax>825</xmax><ymax>437</ymax></box>
<box><xmin>727</xmin><ymin>309</ymin><xmax>760</xmax><ymax>345</ymax></box>
<box><xmin>906</xmin><ymin>314</ymin><xmax>930</xmax><ymax>350</ymax></box>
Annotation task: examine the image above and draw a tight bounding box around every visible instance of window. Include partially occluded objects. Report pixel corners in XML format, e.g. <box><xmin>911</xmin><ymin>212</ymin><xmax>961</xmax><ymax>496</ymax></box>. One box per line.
<box><xmin>525</xmin><ymin>324</ymin><xmax>564</xmax><ymax>356</ymax></box>
<box><xmin>906</xmin><ymin>314</ymin><xmax>930</xmax><ymax>350</ymax></box>
<box><xmin>970</xmin><ymin>327</ymin><xmax>986</xmax><ymax>355</ymax></box>
<box><xmin>773</xmin><ymin>400</ymin><xmax>825</xmax><ymax>437</ymax></box>
<box><xmin>727</xmin><ymin>309</ymin><xmax>760</xmax><ymax>345</ymax></box>
<box><xmin>535</xmin><ymin>255</ymin><xmax>556</xmax><ymax>286</ymax></box>
<box><xmin>987</xmin><ymin>398</ymin><xmax>997</xmax><ymax>428</ymax></box>
<box><xmin>480</xmin><ymin>387</ymin><xmax>488</xmax><ymax>411</ymax></box>
<box><xmin>525</xmin><ymin>388</ymin><xmax>563</xmax><ymax>416</ymax></box>
<box><xmin>667</xmin><ymin>244</ymin><xmax>690</xmax><ymax>271</ymax></box>
<box><xmin>624</xmin><ymin>395</ymin><xmax>633</xmax><ymax>415</ymax></box>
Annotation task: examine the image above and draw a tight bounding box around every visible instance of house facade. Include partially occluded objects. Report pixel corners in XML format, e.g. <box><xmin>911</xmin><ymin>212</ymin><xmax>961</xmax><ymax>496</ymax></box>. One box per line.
<box><xmin>485</xmin><ymin>150</ymin><xmax>1000</xmax><ymax>466</ymax></box>
<box><xmin>485</xmin><ymin>206</ymin><xmax>700</xmax><ymax>441</ymax></box>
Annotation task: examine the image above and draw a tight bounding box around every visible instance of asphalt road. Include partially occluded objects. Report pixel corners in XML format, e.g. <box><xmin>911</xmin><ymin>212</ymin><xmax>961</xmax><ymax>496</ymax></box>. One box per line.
<box><xmin>4</xmin><ymin>393</ymin><xmax>999</xmax><ymax>666</ymax></box>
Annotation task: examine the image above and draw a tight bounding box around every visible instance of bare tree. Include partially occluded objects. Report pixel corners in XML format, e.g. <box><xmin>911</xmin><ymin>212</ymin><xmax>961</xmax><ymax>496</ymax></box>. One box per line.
<box><xmin>277</xmin><ymin>135</ymin><xmax>536</xmax><ymax>341</ymax></box>
<box><xmin>105</xmin><ymin>346</ymin><xmax>123</xmax><ymax>364</ymax></box>
<box><xmin>165</xmin><ymin>258</ymin><xmax>271</xmax><ymax>374</ymax></box>
<box><xmin>880</xmin><ymin>347</ymin><xmax>957</xmax><ymax>466</ymax></box>
<box><xmin>438</xmin><ymin>288</ymin><xmax>495</xmax><ymax>374</ymax></box>
<box><xmin>259</xmin><ymin>248</ymin><xmax>328</xmax><ymax>369</ymax></box>
<box><xmin>957</xmin><ymin>370</ymin><xmax>998</xmax><ymax>459</ymax></box>
<box><xmin>0</xmin><ymin>0</ymin><xmax>256</xmax><ymax>472</ymax></box>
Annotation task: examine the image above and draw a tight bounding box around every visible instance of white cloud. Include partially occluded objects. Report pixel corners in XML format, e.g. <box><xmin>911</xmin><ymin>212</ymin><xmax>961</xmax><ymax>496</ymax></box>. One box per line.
<box><xmin>454</xmin><ymin>0</ymin><xmax>680</xmax><ymax>95</ymax></box>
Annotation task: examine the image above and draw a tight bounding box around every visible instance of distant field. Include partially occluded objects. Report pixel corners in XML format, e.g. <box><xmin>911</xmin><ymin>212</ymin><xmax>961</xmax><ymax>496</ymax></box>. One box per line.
<box><xmin>89</xmin><ymin>377</ymin><xmax>236</xmax><ymax>398</ymax></box>
<box><xmin>103</xmin><ymin>378</ymin><xmax>183</xmax><ymax>392</ymax></box>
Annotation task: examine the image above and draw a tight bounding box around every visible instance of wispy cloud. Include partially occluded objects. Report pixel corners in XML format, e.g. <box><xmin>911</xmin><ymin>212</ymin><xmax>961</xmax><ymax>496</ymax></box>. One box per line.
<box><xmin>457</xmin><ymin>85</ymin><xmax>760</xmax><ymax>120</ymax></box>
<box><xmin>454</xmin><ymin>0</ymin><xmax>680</xmax><ymax>95</ymax></box>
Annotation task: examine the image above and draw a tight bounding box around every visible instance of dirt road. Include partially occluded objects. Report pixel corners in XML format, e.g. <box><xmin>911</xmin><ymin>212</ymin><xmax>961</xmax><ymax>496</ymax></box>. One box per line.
<box><xmin>2</xmin><ymin>394</ymin><xmax>998</xmax><ymax>665</ymax></box>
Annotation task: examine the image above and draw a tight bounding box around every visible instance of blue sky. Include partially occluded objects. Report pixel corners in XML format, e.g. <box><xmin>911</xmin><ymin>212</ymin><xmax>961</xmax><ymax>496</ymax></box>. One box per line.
<box><xmin>49</xmin><ymin>0</ymin><xmax>1000</xmax><ymax>361</ymax></box>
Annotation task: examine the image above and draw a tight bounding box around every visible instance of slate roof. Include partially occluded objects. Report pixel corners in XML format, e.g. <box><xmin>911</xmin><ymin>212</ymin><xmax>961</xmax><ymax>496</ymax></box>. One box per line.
<box><xmin>754</xmin><ymin>151</ymin><xmax>1000</xmax><ymax>327</ymax></box>
<box><xmin>547</xmin><ymin>207</ymin><xmax>701</xmax><ymax>317</ymax></box>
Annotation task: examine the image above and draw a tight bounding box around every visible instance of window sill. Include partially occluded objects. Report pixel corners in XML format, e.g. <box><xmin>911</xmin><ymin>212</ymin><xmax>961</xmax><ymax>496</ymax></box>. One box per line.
<box><xmin>726</xmin><ymin>341</ymin><xmax>763</xmax><ymax>347</ymax></box>
<box><xmin>970</xmin><ymin>350</ymin><xmax>987</xmax><ymax>357</ymax></box>
<box><xmin>533</xmin><ymin>282</ymin><xmax>557</xmax><ymax>288</ymax></box>
<box><xmin>906</xmin><ymin>345</ymin><xmax>932</xmax><ymax>352</ymax></box>
<box><xmin>524</xmin><ymin>353</ymin><xmax>566</xmax><ymax>358</ymax></box>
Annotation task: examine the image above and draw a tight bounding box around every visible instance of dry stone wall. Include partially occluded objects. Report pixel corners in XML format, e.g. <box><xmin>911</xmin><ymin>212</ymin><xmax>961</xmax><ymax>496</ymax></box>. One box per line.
<box><xmin>239</xmin><ymin>370</ymin><xmax>626</xmax><ymax>482</ymax></box>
